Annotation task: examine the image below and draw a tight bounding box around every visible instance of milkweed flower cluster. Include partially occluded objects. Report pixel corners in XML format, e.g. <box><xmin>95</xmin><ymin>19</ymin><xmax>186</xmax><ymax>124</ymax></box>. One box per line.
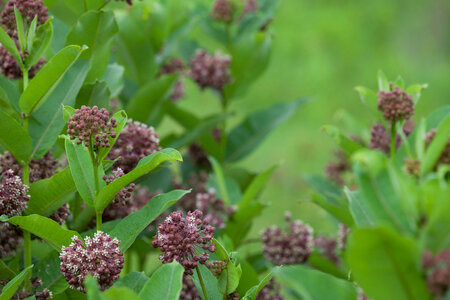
<box><xmin>206</xmin><ymin>260</ymin><xmax>227</xmax><ymax>277</ymax></box>
<box><xmin>261</xmin><ymin>212</ymin><xmax>314</xmax><ymax>265</ymax></box>
<box><xmin>256</xmin><ymin>278</ymin><xmax>284</xmax><ymax>300</ymax></box>
<box><xmin>378</xmin><ymin>86</ymin><xmax>414</xmax><ymax>122</ymax></box>
<box><xmin>189</xmin><ymin>50</ymin><xmax>231</xmax><ymax>91</ymax></box>
<box><xmin>337</xmin><ymin>223</ymin><xmax>350</xmax><ymax>251</ymax></box>
<box><xmin>67</xmin><ymin>106</ymin><xmax>117</xmax><ymax>151</ymax></box>
<box><xmin>0</xmin><ymin>169</ymin><xmax>29</xmax><ymax>217</ymax></box>
<box><xmin>211</xmin><ymin>0</ymin><xmax>232</xmax><ymax>23</ymax></box>
<box><xmin>50</xmin><ymin>203</ymin><xmax>70</xmax><ymax>225</ymax></box>
<box><xmin>102</xmin><ymin>168</ymin><xmax>135</xmax><ymax>207</ymax></box>
<box><xmin>180</xmin><ymin>275</ymin><xmax>201</xmax><ymax>300</ymax></box>
<box><xmin>369</xmin><ymin>121</ymin><xmax>414</xmax><ymax>155</ymax></box>
<box><xmin>425</xmin><ymin>129</ymin><xmax>450</xmax><ymax>169</ymax></box>
<box><xmin>152</xmin><ymin>210</ymin><xmax>216</xmax><ymax>275</ymax></box>
<box><xmin>0</xmin><ymin>151</ymin><xmax>59</xmax><ymax>183</ymax></box>
<box><xmin>107</xmin><ymin>119</ymin><xmax>161</xmax><ymax>173</ymax></box>
<box><xmin>59</xmin><ymin>231</ymin><xmax>124</xmax><ymax>292</ymax></box>
<box><xmin>0</xmin><ymin>44</ymin><xmax>45</xmax><ymax>79</ymax></box>
<box><xmin>196</xmin><ymin>188</ymin><xmax>228</xmax><ymax>229</ymax></box>
<box><xmin>422</xmin><ymin>249</ymin><xmax>450</xmax><ymax>299</ymax></box>
<box><xmin>0</xmin><ymin>223</ymin><xmax>22</xmax><ymax>258</ymax></box>
<box><xmin>158</xmin><ymin>58</ymin><xmax>186</xmax><ymax>102</ymax></box>
<box><xmin>325</xmin><ymin>151</ymin><xmax>351</xmax><ymax>186</ymax></box>
<box><xmin>0</xmin><ymin>0</ymin><xmax>48</xmax><ymax>38</ymax></box>
<box><xmin>314</xmin><ymin>236</ymin><xmax>339</xmax><ymax>264</ymax></box>
<box><xmin>174</xmin><ymin>171</ymin><xmax>209</xmax><ymax>213</ymax></box>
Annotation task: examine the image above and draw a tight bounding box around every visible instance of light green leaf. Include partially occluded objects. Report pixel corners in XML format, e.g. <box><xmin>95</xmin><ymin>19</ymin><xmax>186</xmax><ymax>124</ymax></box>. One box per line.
<box><xmin>241</xmin><ymin>273</ymin><xmax>272</xmax><ymax>300</ymax></box>
<box><xmin>377</xmin><ymin>70</ymin><xmax>389</xmax><ymax>91</ymax></box>
<box><xmin>239</xmin><ymin>165</ymin><xmax>276</xmax><ymax>207</ymax></box>
<box><xmin>100</xmin><ymin>63</ymin><xmax>124</xmax><ymax>97</ymax></box>
<box><xmin>218</xmin><ymin>261</ymin><xmax>241</xmax><ymax>294</ymax></box>
<box><xmin>138</xmin><ymin>262</ymin><xmax>184</xmax><ymax>299</ymax></box>
<box><xmin>14</xmin><ymin>6</ymin><xmax>25</xmax><ymax>54</ymax></box>
<box><xmin>0</xmin><ymin>265</ymin><xmax>33</xmax><ymax>300</ymax></box>
<box><xmin>0</xmin><ymin>260</ymin><xmax>16</xmax><ymax>280</ymax></box>
<box><xmin>0</xmin><ymin>110</ymin><xmax>33</xmax><ymax>163</ymax></box>
<box><xmin>96</xmin><ymin>110</ymin><xmax>127</xmax><ymax>163</ymax></box>
<box><xmin>322</xmin><ymin>125</ymin><xmax>364</xmax><ymax>155</ymax></box>
<box><xmin>19</xmin><ymin>45</ymin><xmax>85</xmax><ymax>115</ymax></box>
<box><xmin>192</xmin><ymin>264</ymin><xmax>222</xmax><ymax>300</ymax></box>
<box><xmin>34</xmin><ymin>252</ymin><xmax>68</xmax><ymax>294</ymax></box>
<box><xmin>27</xmin><ymin>18</ymin><xmax>53</xmax><ymax>67</ymax></box>
<box><xmin>209</xmin><ymin>156</ymin><xmax>230</xmax><ymax>205</ymax></box>
<box><xmin>0</xmin><ymin>27</ymin><xmax>23</xmax><ymax>69</ymax></box>
<box><xmin>113</xmin><ymin>272</ymin><xmax>148</xmax><ymax>295</ymax></box>
<box><xmin>26</xmin><ymin>16</ymin><xmax>38</xmax><ymax>52</ymax></box>
<box><xmin>421</xmin><ymin>115</ymin><xmax>450</xmax><ymax>175</ymax></box>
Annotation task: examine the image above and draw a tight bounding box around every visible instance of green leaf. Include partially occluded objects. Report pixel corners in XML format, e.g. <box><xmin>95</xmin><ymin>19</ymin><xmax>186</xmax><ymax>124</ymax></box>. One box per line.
<box><xmin>322</xmin><ymin>125</ymin><xmax>364</xmax><ymax>155</ymax></box>
<box><xmin>0</xmin><ymin>265</ymin><xmax>33</xmax><ymax>300</ymax></box>
<box><xmin>377</xmin><ymin>70</ymin><xmax>389</xmax><ymax>91</ymax></box>
<box><xmin>224</xmin><ymin>201</ymin><xmax>265</xmax><ymax>246</ymax></box>
<box><xmin>29</xmin><ymin>60</ymin><xmax>90</xmax><ymax>159</ymax></box>
<box><xmin>100</xmin><ymin>63</ymin><xmax>124</xmax><ymax>98</ymax></box>
<box><xmin>0</xmin><ymin>110</ymin><xmax>33</xmax><ymax>163</ymax></box>
<box><xmin>0</xmin><ymin>27</ymin><xmax>24</xmax><ymax>69</ymax></box>
<box><xmin>85</xmin><ymin>276</ymin><xmax>103</xmax><ymax>300</ymax></box>
<box><xmin>192</xmin><ymin>264</ymin><xmax>222</xmax><ymax>300</ymax></box>
<box><xmin>113</xmin><ymin>272</ymin><xmax>148</xmax><ymax>295</ymax></box>
<box><xmin>96</xmin><ymin>110</ymin><xmax>127</xmax><ymax>163</ymax></box>
<box><xmin>14</xmin><ymin>6</ymin><xmax>26</xmax><ymax>54</ymax></box>
<box><xmin>26</xmin><ymin>16</ymin><xmax>38</xmax><ymax>52</ymax></box>
<box><xmin>241</xmin><ymin>272</ymin><xmax>272</xmax><ymax>300</ymax></box>
<box><xmin>226</xmin><ymin>98</ymin><xmax>309</xmax><ymax>162</ymax></box>
<box><xmin>75</xmin><ymin>81</ymin><xmax>111</xmax><ymax>109</ymax></box>
<box><xmin>34</xmin><ymin>252</ymin><xmax>68</xmax><ymax>294</ymax></box>
<box><xmin>346</xmin><ymin>227</ymin><xmax>431</xmax><ymax>300</ymax></box>
<box><xmin>110</xmin><ymin>189</ymin><xmax>189</xmax><ymax>251</ymax></box>
<box><xmin>406</xmin><ymin>83</ymin><xmax>428</xmax><ymax>104</ymax></box>
<box><xmin>138</xmin><ymin>262</ymin><xmax>184</xmax><ymax>299</ymax></box>
<box><xmin>27</xmin><ymin>18</ymin><xmax>53</xmax><ymax>67</ymax></box>
<box><xmin>103</xmin><ymin>287</ymin><xmax>141</xmax><ymax>300</ymax></box>
<box><xmin>218</xmin><ymin>261</ymin><xmax>241</xmax><ymax>294</ymax></box>
<box><xmin>0</xmin><ymin>260</ymin><xmax>16</xmax><ymax>280</ymax></box>
<box><xmin>239</xmin><ymin>165</ymin><xmax>276</xmax><ymax>207</ymax></box>
<box><xmin>63</xmin><ymin>105</ymin><xmax>76</xmax><ymax>122</ymax></box>
<box><xmin>7</xmin><ymin>214</ymin><xmax>81</xmax><ymax>250</ymax></box>
<box><xmin>25</xmin><ymin>167</ymin><xmax>75</xmax><ymax>216</ymax></box>
<box><xmin>421</xmin><ymin>115</ymin><xmax>450</xmax><ymax>175</ymax></box>
<box><xmin>344</xmin><ymin>188</ymin><xmax>374</xmax><ymax>227</ymax></box>
<box><xmin>19</xmin><ymin>45</ymin><xmax>85</xmax><ymax>115</ymax></box>
<box><xmin>126</xmin><ymin>75</ymin><xmax>177</xmax><ymax>123</ymax></box>
<box><xmin>310</xmin><ymin>193</ymin><xmax>354</xmax><ymax>227</ymax></box>
<box><xmin>0</xmin><ymin>87</ymin><xmax>20</xmax><ymax>121</ymax></box>
<box><xmin>274</xmin><ymin>265</ymin><xmax>356</xmax><ymax>300</ymax></box>
<box><xmin>65</xmin><ymin>138</ymin><xmax>96</xmax><ymax>206</ymax></box>
<box><xmin>95</xmin><ymin>148</ymin><xmax>182</xmax><ymax>212</ymax></box>
<box><xmin>209</xmin><ymin>156</ymin><xmax>230</xmax><ymax>205</ymax></box>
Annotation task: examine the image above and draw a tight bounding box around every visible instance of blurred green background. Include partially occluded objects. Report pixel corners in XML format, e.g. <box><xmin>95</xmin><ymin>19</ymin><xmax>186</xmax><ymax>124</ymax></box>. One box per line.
<box><xmin>171</xmin><ymin>0</ymin><xmax>450</xmax><ymax>237</ymax></box>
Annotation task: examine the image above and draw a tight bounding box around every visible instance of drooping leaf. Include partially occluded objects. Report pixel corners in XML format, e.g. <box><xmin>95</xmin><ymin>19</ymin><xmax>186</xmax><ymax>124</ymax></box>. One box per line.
<box><xmin>346</xmin><ymin>227</ymin><xmax>431</xmax><ymax>300</ymax></box>
<box><xmin>0</xmin><ymin>265</ymin><xmax>33</xmax><ymax>299</ymax></box>
<box><xmin>226</xmin><ymin>98</ymin><xmax>309</xmax><ymax>162</ymax></box>
<box><xmin>19</xmin><ymin>45</ymin><xmax>85</xmax><ymax>115</ymax></box>
<box><xmin>0</xmin><ymin>110</ymin><xmax>32</xmax><ymax>163</ymax></box>
<box><xmin>321</xmin><ymin>125</ymin><xmax>364</xmax><ymax>155</ymax></box>
<box><xmin>138</xmin><ymin>262</ymin><xmax>184</xmax><ymax>300</ymax></box>
<box><xmin>110</xmin><ymin>189</ymin><xmax>189</xmax><ymax>251</ymax></box>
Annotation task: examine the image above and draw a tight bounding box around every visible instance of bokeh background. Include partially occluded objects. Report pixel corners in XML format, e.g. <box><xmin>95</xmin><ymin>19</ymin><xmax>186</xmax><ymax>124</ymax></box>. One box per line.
<box><xmin>170</xmin><ymin>0</ymin><xmax>450</xmax><ymax>236</ymax></box>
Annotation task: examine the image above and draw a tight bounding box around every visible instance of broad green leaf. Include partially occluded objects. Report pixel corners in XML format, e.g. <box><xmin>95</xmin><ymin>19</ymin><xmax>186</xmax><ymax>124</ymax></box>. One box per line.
<box><xmin>139</xmin><ymin>262</ymin><xmax>184</xmax><ymax>299</ymax></box>
<box><xmin>377</xmin><ymin>70</ymin><xmax>389</xmax><ymax>91</ymax></box>
<box><xmin>406</xmin><ymin>83</ymin><xmax>428</xmax><ymax>103</ymax></box>
<box><xmin>241</xmin><ymin>272</ymin><xmax>272</xmax><ymax>300</ymax></box>
<box><xmin>103</xmin><ymin>287</ymin><xmax>141</xmax><ymax>300</ymax></box>
<box><xmin>96</xmin><ymin>110</ymin><xmax>127</xmax><ymax>163</ymax></box>
<box><xmin>236</xmin><ymin>259</ymin><xmax>260</xmax><ymax>297</ymax></box>
<box><xmin>0</xmin><ymin>27</ymin><xmax>24</xmax><ymax>69</ymax></box>
<box><xmin>322</xmin><ymin>125</ymin><xmax>364</xmax><ymax>155</ymax></box>
<box><xmin>0</xmin><ymin>260</ymin><xmax>16</xmax><ymax>280</ymax></box>
<box><xmin>224</xmin><ymin>201</ymin><xmax>265</xmax><ymax>246</ymax></box>
<box><xmin>0</xmin><ymin>110</ymin><xmax>32</xmax><ymax>163</ymax></box>
<box><xmin>25</xmin><ymin>167</ymin><xmax>75</xmax><ymax>216</ymax></box>
<box><xmin>65</xmin><ymin>138</ymin><xmax>96</xmax><ymax>206</ymax></box>
<box><xmin>7</xmin><ymin>214</ymin><xmax>81</xmax><ymax>250</ymax></box>
<box><xmin>192</xmin><ymin>264</ymin><xmax>222</xmax><ymax>300</ymax></box>
<box><xmin>344</xmin><ymin>188</ymin><xmax>374</xmax><ymax>227</ymax></box>
<box><xmin>113</xmin><ymin>272</ymin><xmax>148</xmax><ymax>295</ymax></box>
<box><xmin>218</xmin><ymin>261</ymin><xmax>241</xmax><ymax>294</ymax></box>
<box><xmin>0</xmin><ymin>87</ymin><xmax>19</xmax><ymax>121</ymax></box>
<box><xmin>0</xmin><ymin>265</ymin><xmax>33</xmax><ymax>300</ymax></box>
<box><xmin>126</xmin><ymin>75</ymin><xmax>177</xmax><ymax>123</ymax></box>
<box><xmin>95</xmin><ymin>148</ymin><xmax>182</xmax><ymax>212</ymax></box>
<box><xmin>274</xmin><ymin>265</ymin><xmax>356</xmax><ymax>300</ymax></box>
<box><xmin>110</xmin><ymin>189</ymin><xmax>189</xmax><ymax>251</ymax></box>
<box><xmin>394</xmin><ymin>75</ymin><xmax>405</xmax><ymax>90</ymax></box>
<box><xmin>29</xmin><ymin>60</ymin><xmax>90</xmax><ymax>159</ymax></box>
<box><xmin>239</xmin><ymin>165</ymin><xmax>276</xmax><ymax>207</ymax></box>
<box><xmin>63</xmin><ymin>105</ymin><xmax>76</xmax><ymax>122</ymax></box>
<box><xmin>226</xmin><ymin>98</ymin><xmax>309</xmax><ymax>162</ymax></box>
<box><xmin>346</xmin><ymin>227</ymin><xmax>431</xmax><ymax>300</ymax></box>
<box><xmin>20</xmin><ymin>45</ymin><xmax>85</xmax><ymax>115</ymax></box>
<box><xmin>85</xmin><ymin>275</ymin><xmax>103</xmax><ymax>300</ymax></box>
<box><xmin>75</xmin><ymin>81</ymin><xmax>111</xmax><ymax>109</ymax></box>
<box><xmin>100</xmin><ymin>63</ymin><xmax>124</xmax><ymax>97</ymax></box>
<box><xmin>425</xmin><ymin>105</ymin><xmax>450</xmax><ymax>130</ymax></box>
<box><xmin>209</xmin><ymin>156</ymin><xmax>230</xmax><ymax>205</ymax></box>
<box><xmin>310</xmin><ymin>193</ymin><xmax>354</xmax><ymax>227</ymax></box>
<box><xmin>308</xmin><ymin>253</ymin><xmax>347</xmax><ymax>280</ymax></box>
<box><xmin>212</xmin><ymin>238</ymin><xmax>229</xmax><ymax>261</ymax></box>
<box><xmin>27</xmin><ymin>18</ymin><xmax>53</xmax><ymax>67</ymax></box>
<box><xmin>421</xmin><ymin>115</ymin><xmax>450</xmax><ymax>175</ymax></box>
<box><xmin>34</xmin><ymin>252</ymin><xmax>68</xmax><ymax>294</ymax></box>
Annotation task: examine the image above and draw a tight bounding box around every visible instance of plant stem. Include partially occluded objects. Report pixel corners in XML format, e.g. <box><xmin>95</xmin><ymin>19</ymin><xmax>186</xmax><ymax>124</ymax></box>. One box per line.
<box><xmin>23</xmin><ymin>230</ymin><xmax>31</xmax><ymax>287</ymax></box>
<box><xmin>96</xmin><ymin>211</ymin><xmax>102</xmax><ymax>231</ymax></box>
<box><xmin>196</xmin><ymin>266</ymin><xmax>209</xmax><ymax>300</ymax></box>
<box><xmin>22</xmin><ymin>68</ymin><xmax>28</xmax><ymax>90</ymax></box>
<box><xmin>83</xmin><ymin>0</ymin><xmax>88</xmax><ymax>12</ymax></box>
<box><xmin>219</xmin><ymin>92</ymin><xmax>229</xmax><ymax>162</ymax></box>
<box><xmin>390</xmin><ymin>120</ymin><xmax>396</xmax><ymax>158</ymax></box>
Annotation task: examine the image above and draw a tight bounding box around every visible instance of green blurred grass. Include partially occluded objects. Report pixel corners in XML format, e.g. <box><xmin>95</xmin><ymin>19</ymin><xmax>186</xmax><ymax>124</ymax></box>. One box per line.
<box><xmin>172</xmin><ymin>0</ymin><xmax>450</xmax><ymax>238</ymax></box>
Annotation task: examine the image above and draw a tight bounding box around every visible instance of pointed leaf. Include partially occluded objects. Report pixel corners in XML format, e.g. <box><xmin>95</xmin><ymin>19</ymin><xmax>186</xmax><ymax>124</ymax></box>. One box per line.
<box><xmin>0</xmin><ymin>27</ymin><xmax>23</xmax><ymax>69</ymax></box>
<box><xmin>138</xmin><ymin>262</ymin><xmax>184</xmax><ymax>300</ymax></box>
<box><xmin>0</xmin><ymin>110</ymin><xmax>32</xmax><ymax>163</ymax></box>
<box><xmin>0</xmin><ymin>260</ymin><xmax>16</xmax><ymax>280</ymax></box>
<box><xmin>209</xmin><ymin>156</ymin><xmax>230</xmax><ymax>205</ymax></box>
<box><xmin>0</xmin><ymin>265</ymin><xmax>33</xmax><ymax>299</ymax></box>
<box><xmin>27</xmin><ymin>18</ymin><xmax>53</xmax><ymax>67</ymax></box>
<box><xmin>241</xmin><ymin>273</ymin><xmax>272</xmax><ymax>300</ymax></box>
<box><xmin>421</xmin><ymin>115</ymin><xmax>450</xmax><ymax>175</ymax></box>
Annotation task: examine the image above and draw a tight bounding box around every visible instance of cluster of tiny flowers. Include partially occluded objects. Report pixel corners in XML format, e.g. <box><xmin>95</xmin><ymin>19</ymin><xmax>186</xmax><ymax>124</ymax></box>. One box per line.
<box><xmin>0</xmin><ymin>41</ymin><xmax>45</xmax><ymax>79</ymax></box>
<box><xmin>425</xmin><ymin>129</ymin><xmax>450</xmax><ymax>169</ymax></box>
<box><xmin>0</xmin><ymin>223</ymin><xmax>22</xmax><ymax>258</ymax></box>
<box><xmin>103</xmin><ymin>168</ymin><xmax>135</xmax><ymax>207</ymax></box>
<box><xmin>189</xmin><ymin>50</ymin><xmax>231</xmax><ymax>91</ymax></box>
<box><xmin>206</xmin><ymin>260</ymin><xmax>227</xmax><ymax>277</ymax></box>
<box><xmin>0</xmin><ymin>169</ymin><xmax>30</xmax><ymax>217</ymax></box>
<box><xmin>314</xmin><ymin>236</ymin><xmax>339</xmax><ymax>264</ymax></box>
<box><xmin>256</xmin><ymin>278</ymin><xmax>284</xmax><ymax>300</ymax></box>
<box><xmin>325</xmin><ymin>151</ymin><xmax>351</xmax><ymax>186</ymax></box>
<box><xmin>337</xmin><ymin>223</ymin><xmax>350</xmax><ymax>251</ymax></box>
<box><xmin>423</xmin><ymin>249</ymin><xmax>450</xmax><ymax>299</ymax></box>
<box><xmin>158</xmin><ymin>58</ymin><xmax>185</xmax><ymax>102</ymax></box>
<box><xmin>174</xmin><ymin>171</ymin><xmax>209</xmax><ymax>213</ymax></box>
<box><xmin>0</xmin><ymin>151</ymin><xmax>59</xmax><ymax>183</ymax></box>
<box><xmin>378</xmin><ymin>86</ymin><xmax>414</xmax><ymax>122</ymax></box>
<box><xmin>0</xmin><ymin>0</ymin><xmax>48</xmax><ymax>38</ymax></box>
<box><xmin>49</xmin><ymin>203</ymin><xmax>70</xmax><ymax>225</ymax></box>
<box><xmin>211</xmin><ymin>0</ymin><xmax>232</xmax><ymax>23</ymax></box>
<box><xmin>0</xmin><ymin>277</ymin><xmax>52</xmax><ymax>300</ymax></box>
<box><xmin>188</xmin><ymin>143</ymin><xmax>212</xmax><ymax>169</ymax></box>
<box><xmin>152</xmin><ymin>210</ymin><xmax>216</xmax><ymax>275</ymax></box>
<box><xmin>180</xmin><ymin>275</ymin><xmax>201</xmax><ymax>300</ymax></box>
<box><xmin>369</xmin><ymin>121</ymin><xmax>414</xmax><ymax>155</ymax></box>
<box><xmin>67</xmin><ymin>106</ymin><xmax>117</xmax><ymax>151</ymax></box>
<box><xmin>196</xmin><ymin>188</ymin><xmax>228</xmax><ymax>229</ymax></box>
<box><xmin>261</xmin><ymin>212</ymin><xmax>314</xmax><ymax>265</ymax></box>
<box><xmin>59</xmin><ymin>231</ymin><xmax>124</xmax><ymax>292</ymax></box>
<box><xmin>243</xmin><ymin>0</ymin><xmax>258</xmax><ymax>16</ymax></box>
<box><xmin>107</xmin><ymin>119</ymin><xmax>161</xmax><ymax>173</ymax></box>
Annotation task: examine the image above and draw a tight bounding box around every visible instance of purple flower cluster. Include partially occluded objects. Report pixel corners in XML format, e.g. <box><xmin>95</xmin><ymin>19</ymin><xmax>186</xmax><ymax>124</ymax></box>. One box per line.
<box><xmin>243</xmin><ymin>0</ymin><xmax>258</xmax><ymax>16</ymax></box>
<box><xmin>196</xmin><ymin>188</ymin><xmax>227</xmax><ymax>229</ymax></box>
<box><xmin>174</xmin><ymin>171</ymin><xmax>209</xmax><ymax>212</ymax></box>
<box><xmin>314</xmin><ymin>236</ymin><xmax>339</xmax><ymax>264</ymax></box>
<box><xmin>0</xmin><ymin>169</ymin><xmax>29</xmax><ymax>217</ymax></box>
<box><xmin>206</xmin><ymin>260</ymin><xmax>227</xmax><ymax>277</ymax></box>
<box><xmin>188</xmin><ymin>143</ymin><xmax>211</xmax><ymax>169</ymax></box>
<box><xmin>378</xmin><ymin>86</ymin><xmax>414</xmax><ymax>122</ymax></box>
<box><xmin>425</xmin><ymin>129</ymin><xmax>450</xmax><ymax>169</ymax></box>
<box><xmin>0</xmin><ymin>223</ymin><xmax>22</xmax><ymax>258</ymax></box>
<box><xmin>49</xmin><ymin>203</ymin><xmax>70</xmax><ymax>225</ymax></box>
<box><xmin>0</xmin><ymin>41</ymin><xmax>45</xmax><ymax>79</ymax></box>
<box><xmin>256</xmin><ymin>278</ymin><xmax>283</xmax><ymax>300</ymax></box>
<box><xmin>423</xmin><ymin>249</ymin><xmax>450</xmax><ymax>299</ymax></box>
<box><xmin>369</xmin><ymin>121</ymin><xmax>414</xmax><ymax>155</ymax></box>
<box><xmin>59</xmin><ymin>231</ymin><xmax>124</xmax><ymax>292</ymax></box>
<box><xmin>152</xmin><ymin>210</ymin><xmax>216</xmax><ymax>275</ymax></box>
<box><xmin>337</xmin><ymin>223</ymin><xmax>350</xmax><ymax>251</ymax></box>
<box><xmin>261</xmin><ymin>213</ymin><xmax>314</xmax><ymax>265</ymax></box>
<box><xmin>0</xmin><ymin>277</ymin><xmax>52</xmax><ymax>300</ymax></box>
<box><xmin>211</xmin><ymin>0</ymin><xmax>232</xmax><ymax>23</ymax></box>
<box><xmin>107</xmin><ymin>120</ymin><xmax>161</xmax><ymax>173</ymax></box>
<box><xmin>180</xmin><ymin>274</ymin><xmax>201</xmax><ymax>300</ymax></box>
<box><xmin>0</xmin><ymin>151</ymin><xmax>59</xmax><ymax>184</ymax></box>
<box><xmin>158</xmin><ymin>58</ymin><xmax>185</xmax><ymax>102</ymax></box>
<box><xmin>325</xmin><ymin>151</ymin><xmax>351</xmax><ymax>186</ymax></box>
<box><xmin>67</xmin><ymin>106</ymin><xmax>117</xmax><ymax>151</ymax></box>
<box><xmin>0</xmin><ymin>0</ymin><xmax>48</xmax><ymax>38</ymax></box>
<box><xmin>102</xmin><ymin>168</ymin><xmax>135</xmax><ymax>207</ymax></box>
<box><xmin>189</xmin><ymin>50</ymin><xmax>231</xmax><ymax>91</ymax></box>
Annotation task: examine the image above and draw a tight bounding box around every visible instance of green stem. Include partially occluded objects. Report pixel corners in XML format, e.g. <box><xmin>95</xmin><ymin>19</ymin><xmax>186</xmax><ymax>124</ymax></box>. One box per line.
<box><xmin>196</xmin><ymin>266</ymin><xmax>209</xmax><ymax>300</ymax></box>
<box><xmin>89</xmin><ymin>146</ymin><xmax>99</xmax><ymax>193</ymax></box>
<box><xmin>83</xmin><ymin>0</ymin><xmax>88</xmax><ymax>12</ymax></box>
<box><xmin>22</xmin><ymin>68</ymin><xmax>28</xmax><ymax>90</ymax></box>
<box><xmin>23</xmin><ymin>230</ymin><xmax>31</xmax><ymax>287</ymax></box>
<box><xmin>390</xmin><ymin>120</ymin><xmax>396</xmax><ymax>158</ymax></box>
<box><xmin>219</xmin><ymin>92</ymin><xmax>229</xmax><ymax>162</ymax></box>
<box><xmin>96</xmin><ymin>211</ymin><xmax>102</xmax><ymax>231</ymax></box>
